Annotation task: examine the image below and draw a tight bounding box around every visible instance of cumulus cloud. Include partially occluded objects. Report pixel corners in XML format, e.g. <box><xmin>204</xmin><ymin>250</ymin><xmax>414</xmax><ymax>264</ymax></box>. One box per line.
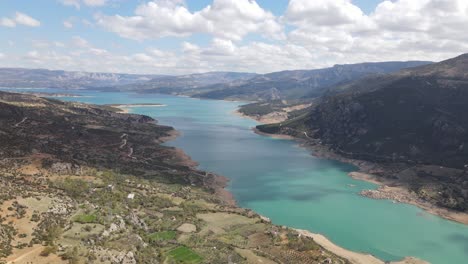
<box><xmin>285</xmin><ymin>0</ymin><xmax>468</xmax><ymax>64</ymax></box>
<box><xmin>285</xmin><ymin>0</ymin><xmax>367</xmax><ymax>26</ymax></box>
<box><xmin>1</xmin><ymin>12</ymin><xmax>40</xmax><ymax>27</ymax></box>
<box><xmin>15</xmin><ymin>12</ymin><xmax>41</xmax><ymax>27</ymax></box>
<box><xmin>96</xmin><ymin>0</ymin><xmax>283</xmax><ymax>41</ymax></box>
<box><xmin>10</xmin><ymin>35</ymin><xmax>315</xmax><ymax>74</ymax></box>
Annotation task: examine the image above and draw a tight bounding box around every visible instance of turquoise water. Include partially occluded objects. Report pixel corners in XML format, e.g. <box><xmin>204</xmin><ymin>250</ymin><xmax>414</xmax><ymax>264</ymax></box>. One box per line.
<box><xmin>3</xmin><ymin>88</ymin><xmax>468</xmax><ymax>264</ymax></box>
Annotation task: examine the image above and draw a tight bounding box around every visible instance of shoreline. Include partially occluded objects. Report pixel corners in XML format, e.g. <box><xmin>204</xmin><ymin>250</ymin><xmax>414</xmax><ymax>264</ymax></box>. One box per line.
<box><xmin>158</xmin><ymin>123</ymin><xmax>403</xmax><ymax>264</ymax></box>
<box><xmin>120</xmin><ymin>101</ymin><xmax>428</xmax><ymax>264</ymax></box>
<box><xmin>111</xmin><ymin>104</ymin><xmax>166</xmax><ymax>114</ymax></box>
<box><xmin>159</xmin><ymin>128</ymin><xmax>237</xmax><ymax>207</ymax></box>
<box><xmin>109</xmin><ymin>103</ymin><xmax>166</xmax><ymax>107</ymax></box>
<box><xmin>295</xmin><ymin>229</ymin><xmax>428</xmax><ymax>264</ymax></box>
<box><xmin>158</xmin><ymin>107</ymin><xmax>428</xmax><ymax>264</ymax></box>
<box><xmin>241</xmin><ymin>109</ymin><xmax>468</xmax><ymax>225</ymax></box>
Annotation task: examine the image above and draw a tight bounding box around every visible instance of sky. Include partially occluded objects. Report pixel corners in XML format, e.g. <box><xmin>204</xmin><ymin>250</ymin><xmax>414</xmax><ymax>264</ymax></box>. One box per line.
<box><xmin>0</xmin><ymin>0</ymin><xmax>467</xmax><ymax>75</ymax></box>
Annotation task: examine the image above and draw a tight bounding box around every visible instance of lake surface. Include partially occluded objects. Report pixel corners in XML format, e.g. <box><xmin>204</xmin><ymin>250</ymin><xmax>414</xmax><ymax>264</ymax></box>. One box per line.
<box><xmin>3</xmin><ymin>88</ymin><xmax>468</xmax><ymax>264</ymax></box>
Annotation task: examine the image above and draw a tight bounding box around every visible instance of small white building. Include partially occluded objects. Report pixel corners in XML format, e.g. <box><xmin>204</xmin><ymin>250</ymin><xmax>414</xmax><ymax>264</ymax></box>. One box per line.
<box><xmin>127</xmin><ymin>193</ymin><xmax>135</xmax><ymax>199</ymax></box>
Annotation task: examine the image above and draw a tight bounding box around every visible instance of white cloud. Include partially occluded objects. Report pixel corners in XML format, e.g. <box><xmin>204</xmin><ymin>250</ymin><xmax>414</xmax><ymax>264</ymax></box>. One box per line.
<box><xmin>59</xmin><ymin>0</ymin><xmax>107</xmax><ymax>9</ymax></box>
<box><xmin>132</xmin><ymin>53</ymin><xmax>153</xmax><ymax>63</ymax></box>
<box><xmin>1</xmin><ymin>12</ymin><xmax>40</xmax><ymax>27</ymax></box>
<box><xmin>147</xmin><ymin>48</ymin><xmax>170</xmax><ymax>57</ymax></box>
<box><xmin>60</xmin><ymin>0</ymin><xmax>80</xmax><ymax>9</ymax></box>
<box><xmin>25</xmin><ymin>50</ymin><xmax>41</xmax><ymax>60</ymax></box>
<box><xmin>0</xmin><ymin>18</ymin><xmax>16</xmax><ymax>27</ymax></box>
<box><xmin>63</xmin><ymin>20</ymin><xmax>73</xmax><ymax>29</ymax></box>
<box><xmin>0</xmin><ymin>53</ymin><xmax>5</xmax><ymax>59</ymax></box>
<box><xmin>72</xmin><ymin>36</ymin><xmax>91</xmax><ymax>48</ymax></box>
<box><xmin>285</xmin><ymin>0</ymin><xmax>367</xmax><ymax>26</ymax></box>
<box><xmin>96</xmin><ymin>0</ymin><xmax>283</xmax><ymax>41</ymax></box>
<box><xmin>284</xmin><ymin>0</ymin><xmax>468</xmax><ymax>64</ymax></box>
<box><xmin>83</xmin><ymin>0</ymin><xmax>107</xmax><ymax>6</ymax></box>
<box><xmin>14</xmin><ymin>12</ymin><xmax>41</xmax><ymax>27</ymax></box>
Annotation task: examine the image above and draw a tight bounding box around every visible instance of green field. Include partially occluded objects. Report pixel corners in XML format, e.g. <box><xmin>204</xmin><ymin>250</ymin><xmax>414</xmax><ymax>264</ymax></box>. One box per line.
<box><xmin>167</xmin><ymin>246</ymin><xmax>203</xmax><ymax>263</ymax></box>
<box><xmin>73</xmin><ymin>214</ymin><xmax>97</xmax><ymax>223</ymax></box>
<box><xmin>147</xmin><ymin>231</ymin><xmax>177</xmax><ymax>242</ymax></box>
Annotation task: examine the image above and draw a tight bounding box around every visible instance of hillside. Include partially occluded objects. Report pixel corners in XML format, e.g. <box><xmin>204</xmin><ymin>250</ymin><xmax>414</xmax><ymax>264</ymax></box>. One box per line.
<box><xmin>257</xmin><ymin>54</ymin><xmax>468</xmax><ymax>213</ymax></box>
<box><xmin>0</xmin><ymin>91</ymin><xmax>348</xmax><ymax>264</ymax></box>
<box><xmin>193</xmin><ymin>61</ymin><xmax>432</xmax><ymax>101</ymax></box>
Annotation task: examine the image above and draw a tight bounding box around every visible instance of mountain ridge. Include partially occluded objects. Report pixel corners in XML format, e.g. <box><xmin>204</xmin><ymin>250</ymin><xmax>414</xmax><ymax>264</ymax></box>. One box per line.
<box><xmin>191</xmin><ymin>61</ymin><xmax>432</xmax><ymax>101</ymax></box>
<box><xmin>257</xmin><ymin>53</ymin><xmax>468</xmax><ymax>213</ymax></box>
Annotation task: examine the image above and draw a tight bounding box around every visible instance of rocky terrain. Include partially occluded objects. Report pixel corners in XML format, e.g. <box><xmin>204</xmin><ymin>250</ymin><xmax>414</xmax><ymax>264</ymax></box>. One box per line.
<box><xmin>0</xmin><ymin>91</ymin><xmax>350</xmax><ymax>264</ymax></box>
<box><xmin>257</xmin><ymin>53</ymin><xmax>468</xmax><ymax>216</ymax></box>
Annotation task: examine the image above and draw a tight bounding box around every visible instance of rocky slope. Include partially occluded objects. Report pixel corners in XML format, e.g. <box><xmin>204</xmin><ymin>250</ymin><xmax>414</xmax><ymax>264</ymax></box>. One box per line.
<box><xmin>257</xmin><ymin>53</ymin><xmax>468</xmax><ymax>213</ymax></box>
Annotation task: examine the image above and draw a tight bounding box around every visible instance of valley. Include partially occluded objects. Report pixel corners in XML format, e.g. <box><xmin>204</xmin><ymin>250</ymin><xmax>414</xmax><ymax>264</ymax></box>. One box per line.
<box><xmin>2</xmin><ymin>54</ymin><xmax>468</xmax><ymax>264</ymax></box>
<box><xmin>2</xmin><ymin>1</ymin><xmax>468</xmax><ymax>263</ymax></box>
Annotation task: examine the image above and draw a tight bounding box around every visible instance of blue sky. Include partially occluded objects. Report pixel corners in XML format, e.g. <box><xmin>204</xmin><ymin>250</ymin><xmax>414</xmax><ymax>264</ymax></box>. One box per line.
<box><xmin>0</xmin><ymin>0</ymin><xmax>466</xmax><ymax>74</ymax></box>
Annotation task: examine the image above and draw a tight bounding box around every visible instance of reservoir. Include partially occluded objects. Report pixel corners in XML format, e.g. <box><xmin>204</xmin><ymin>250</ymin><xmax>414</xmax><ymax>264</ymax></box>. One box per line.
<box><xmin>4</xmin><ymin>88</ymin><xmax>468</xmax><ymax>264</ymax></box>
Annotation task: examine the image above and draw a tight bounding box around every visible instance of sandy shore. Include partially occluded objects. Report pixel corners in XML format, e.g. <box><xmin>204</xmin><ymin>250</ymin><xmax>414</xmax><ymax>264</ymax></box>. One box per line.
<box><xmin>111</xmin><ymin>103</ymin><xmax>166</xmax><ymax>108</ymax></box>
<box><xmin>112</xmin><ymin>104</ymin><xmax>166</xmax><ymax>114</ymax></box>
<box><xmin>295</xmin><ymin>229</ymin><xmax>428</xmax><ymax>264</ymax></box>
<box><xmin>296</xmin><ymin>229</ymin><xmax>383</xmax><ymax>264</ymax></box>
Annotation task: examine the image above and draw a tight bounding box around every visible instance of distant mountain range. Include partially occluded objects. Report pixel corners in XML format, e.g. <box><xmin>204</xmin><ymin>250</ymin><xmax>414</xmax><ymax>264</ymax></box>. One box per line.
<box><xmin>120</xmin><ymin>71</ymin><xmax>257</xmax><ymax>95</ymax></box>
<box><xmin>191</xmin><ymin>61</ymin><xmax>432</xmax><ymax>100</ymax></box>
<box><xmin>0</xmin><ymin>61</ymin><xmax>432</xmax><ymax>101</ymax></box>
<box><xmin>0</xmin><ymin>68</ymin><xmax>160</xmax><ymax>89</ymax></box>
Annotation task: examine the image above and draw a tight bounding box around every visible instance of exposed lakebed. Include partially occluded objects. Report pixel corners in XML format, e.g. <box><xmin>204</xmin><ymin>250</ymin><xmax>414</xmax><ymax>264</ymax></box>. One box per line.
<box><xmin>4</xmin><ymin>88</ymin><xmax>468</xmax><ymax>264</ymax></box>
